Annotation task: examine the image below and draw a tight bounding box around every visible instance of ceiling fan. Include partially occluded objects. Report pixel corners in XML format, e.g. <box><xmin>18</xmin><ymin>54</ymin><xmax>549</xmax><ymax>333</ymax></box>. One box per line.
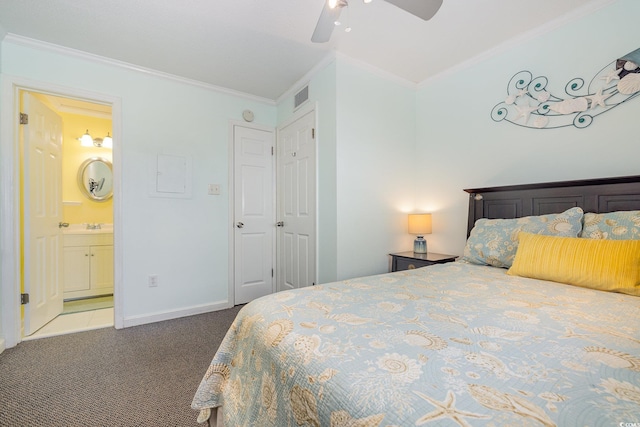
<box><xmin>311</xmin><ymin>0</ymin><xmax>443</xmax><ymax>43</ymax></box>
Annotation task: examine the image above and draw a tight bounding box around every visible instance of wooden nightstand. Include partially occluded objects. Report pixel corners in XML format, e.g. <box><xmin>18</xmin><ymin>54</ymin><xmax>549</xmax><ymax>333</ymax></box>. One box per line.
<box><xmin>389</xmin><ymin>251</ymin><xmax>457</xmax><ymax>272</ymax></box>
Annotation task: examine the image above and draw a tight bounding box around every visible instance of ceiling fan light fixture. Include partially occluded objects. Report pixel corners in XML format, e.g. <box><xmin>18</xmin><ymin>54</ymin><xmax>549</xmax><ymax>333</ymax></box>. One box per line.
<box><xmin>345</xmin><ymin>26</ymin><xmax>352</xmax><ymax>32</ymax></box>
<box><xmin>311</xmin><ymin>0</ymin><xmax>350</xmax><ymax>43</ymax></box>
<box><xmin>313</xmin><ymin>0</ymin><xmax>443</xmax><ymax>44</ymax></box>
<box><xmin>329</xmin><ymin>0</ymin><xmax>348</xmax><ymax>9</ymax></box>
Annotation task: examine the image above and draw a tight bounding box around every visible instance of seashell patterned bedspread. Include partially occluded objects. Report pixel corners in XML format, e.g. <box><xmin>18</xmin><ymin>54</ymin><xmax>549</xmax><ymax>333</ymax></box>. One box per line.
<box><xmin>192</xmin><ymin>262</ymin><xmax>640</xmax><ymax>426</ymax></box>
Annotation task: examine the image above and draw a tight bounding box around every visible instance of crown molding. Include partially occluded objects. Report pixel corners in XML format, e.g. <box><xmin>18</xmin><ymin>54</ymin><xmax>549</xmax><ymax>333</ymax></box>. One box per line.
<box><xmin>276</xmin><ymin>51</ymin><xmax>337</xmax><ymax>105</ymax></box>
<box><xmin>3</xmin><ymin>33</ymin><xmax>276</xmax><ymax>105</ymax></box>
<box><xmin>418</xmin><ymin>0</ymin><xmax>617</xmax><ymax>88</ymax></box>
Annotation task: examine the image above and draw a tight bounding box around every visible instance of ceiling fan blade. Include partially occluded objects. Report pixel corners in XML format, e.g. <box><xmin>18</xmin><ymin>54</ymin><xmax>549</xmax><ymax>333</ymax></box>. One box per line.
<box><xmin>384</xmin><ymin>0</ymin><xmax>443</xmax><ymax>21</ymax></box>
<box><xmin>311</xmin><ymin>2</ymin><xmax>344</xmax><ymax>43</ymax></box>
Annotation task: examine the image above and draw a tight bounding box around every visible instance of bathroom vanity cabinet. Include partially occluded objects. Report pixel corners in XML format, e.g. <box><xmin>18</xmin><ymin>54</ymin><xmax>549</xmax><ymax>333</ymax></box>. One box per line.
<box><xmin>63</xmin><ymin>232</ymin><xmax>114</xmax><ymax>299</ymax></box>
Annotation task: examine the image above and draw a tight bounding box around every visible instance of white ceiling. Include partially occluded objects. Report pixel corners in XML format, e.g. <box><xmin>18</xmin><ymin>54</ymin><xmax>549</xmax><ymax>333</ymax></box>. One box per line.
<box><xmin>0</xmin><ymin>0</ymin><xmax>613</xmax><ymax>101</ymax></box>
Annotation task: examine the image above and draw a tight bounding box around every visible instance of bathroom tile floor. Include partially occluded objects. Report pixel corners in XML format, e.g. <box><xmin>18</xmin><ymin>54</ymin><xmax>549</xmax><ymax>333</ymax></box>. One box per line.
<box><xmin>63</xmin><ymin>295</ymin><xmax>114</xmax><ymax>314</ymax></box>
<box><xmin>23</xmin><ymin>308</ymin><xmax>114</xmax><ymax>341</ymax></box>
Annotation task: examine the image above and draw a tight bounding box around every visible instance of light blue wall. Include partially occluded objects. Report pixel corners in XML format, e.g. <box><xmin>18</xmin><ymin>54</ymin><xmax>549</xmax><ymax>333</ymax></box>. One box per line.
<box><xmin>416</xmin><ymin>0</ymin><xmax>640</xmax><ymax>257</ymax></box>
<box><xmin>334</xmin><ymin>60</ymin><xmax>416</xmax><ymax>280</ymax></box>
<box><xmin>313</xmin><ymin>65</ymin><xmax>339</xmax><ymax>284</ymax></box>
<box><xmin>1</xmin><ymin>40</ymin><xmax>276</xmax><ymax>324</ymax></box>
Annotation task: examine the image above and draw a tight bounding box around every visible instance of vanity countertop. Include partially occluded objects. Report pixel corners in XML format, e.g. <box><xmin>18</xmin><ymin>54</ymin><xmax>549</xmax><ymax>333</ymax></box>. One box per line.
<box><xmin>63</xmin><ymin>223</ymin><xmax>113</xmax><ymax>235</ymax></box>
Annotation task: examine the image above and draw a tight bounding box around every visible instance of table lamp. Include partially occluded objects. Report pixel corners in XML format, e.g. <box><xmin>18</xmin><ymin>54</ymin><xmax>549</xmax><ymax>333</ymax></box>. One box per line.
<box><xmin>408</xmin><ymin>213</ymin><xmax>432</xmax><ymax>254</ymax></box>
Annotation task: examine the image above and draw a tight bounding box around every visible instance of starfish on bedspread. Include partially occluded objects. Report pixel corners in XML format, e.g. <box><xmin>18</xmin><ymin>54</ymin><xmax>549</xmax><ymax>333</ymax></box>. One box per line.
<box><xmin>414</xmin><ymin>390</ymin><xmax>489</xmax><ymax>427</ymax></box>
<box><xmin>402</xmin><ymin>316</ymin><xmax>429</xmax><ymax>329</ymax></box>
<box><xmin>560</xmin><ymin>327</ymin><xmax>591</xmax><ymax>340</ymax></box>
<box><xmin>275</xmin><ymin>303</ymin><xmax>301</xmax><ymax>317</ymax></box>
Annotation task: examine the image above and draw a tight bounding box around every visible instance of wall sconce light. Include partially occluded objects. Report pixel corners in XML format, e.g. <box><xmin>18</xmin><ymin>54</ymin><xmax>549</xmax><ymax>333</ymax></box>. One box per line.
<box><xmin>78</xmin><ymin>129</ymin><xmax>113</xmax><ymax>148</ymax></box>
<box><xmin>102</xmin><ymin>133</ymin><xmax>113</xmax><ymax>148</ymax></box>
<box><xmin>408</xmin><ymin>213</ymin><xmax>432</xmax><ymax>254</ymax></box>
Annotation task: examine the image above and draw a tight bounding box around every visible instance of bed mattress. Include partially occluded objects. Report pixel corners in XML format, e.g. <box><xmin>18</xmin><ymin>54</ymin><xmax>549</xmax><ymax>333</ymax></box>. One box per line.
<box><xmin>192</xmin><ymin>262</ymin><xmax>640</xmax><ymax>426</ymax></box>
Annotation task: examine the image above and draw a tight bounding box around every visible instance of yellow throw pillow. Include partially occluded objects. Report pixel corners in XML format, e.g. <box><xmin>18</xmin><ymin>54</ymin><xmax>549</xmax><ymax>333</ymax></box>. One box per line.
<box><xmin>507</xmin><ymin>232</ymin><xmax>640</xmax><ymax>296</ymax></box>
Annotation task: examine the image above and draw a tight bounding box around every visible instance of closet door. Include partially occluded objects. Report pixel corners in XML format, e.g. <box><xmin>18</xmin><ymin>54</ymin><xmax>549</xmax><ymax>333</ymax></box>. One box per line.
<box><xmin>277</xmin><ymin>110</ymin><xmax>316</xmax><ymax>291</ymax></box>
<box><xmin>233</xmin><ymin>125</ymin><xmax>275</xmax><ymax>305</ymax></box>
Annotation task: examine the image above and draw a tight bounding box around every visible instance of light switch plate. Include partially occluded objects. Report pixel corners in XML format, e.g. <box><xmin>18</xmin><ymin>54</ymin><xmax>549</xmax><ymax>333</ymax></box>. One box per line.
<box><xmin>208</xmin><ymin>184</ymin><xmax>221</xmax><ymax>195</ymax></box>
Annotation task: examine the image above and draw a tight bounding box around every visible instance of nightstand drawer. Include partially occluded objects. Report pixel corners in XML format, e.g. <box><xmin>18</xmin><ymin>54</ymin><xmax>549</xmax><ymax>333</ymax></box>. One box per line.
<box><xmin>389</xmin><ymin>252</ymin><xmax>457</xmax><ymax>272</ymax></box>
<box><xmin>395</xmin><ymin>257</ymin><xmax>433</xmax><ymax>270</ymax></box>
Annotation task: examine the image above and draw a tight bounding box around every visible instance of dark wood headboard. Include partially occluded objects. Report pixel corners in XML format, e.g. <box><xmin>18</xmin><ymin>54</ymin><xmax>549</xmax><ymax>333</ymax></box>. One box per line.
<box><xmin>464</xmin><ymin>175</ymin><xmax>640</xmax><ymax>237</ymax></box>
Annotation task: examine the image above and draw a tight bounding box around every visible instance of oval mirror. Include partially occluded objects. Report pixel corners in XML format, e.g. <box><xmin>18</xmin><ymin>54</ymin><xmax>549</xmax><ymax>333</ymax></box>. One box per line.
<box><xmin>77</xmin><ymin>157</ymin><xmax>113</xmax><ymax>202</ymax></box>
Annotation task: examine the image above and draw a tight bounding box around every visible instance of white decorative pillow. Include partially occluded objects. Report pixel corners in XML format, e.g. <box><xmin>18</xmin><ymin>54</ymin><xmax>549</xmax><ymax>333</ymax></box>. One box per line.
<box><xmin>461</xmin><ymin>207</ymin><xmax>584</xmax><ymax>268</ymax></box>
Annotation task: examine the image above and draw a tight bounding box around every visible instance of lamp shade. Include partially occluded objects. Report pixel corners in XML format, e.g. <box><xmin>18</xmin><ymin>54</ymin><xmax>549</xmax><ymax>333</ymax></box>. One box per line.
<box><xmin>102</xmin><ymin>133</ymin><xmax>113</xmax><ymax>148</ymax></box>
<box><xmin>408</xmin><ymin>213</ymin><xmax>432</xmax><ymax>235</ymax></box>
<box><xmin>79</xmin><ymin>129</ymin><xmax>94</xmax><ymax>147</ymax></box>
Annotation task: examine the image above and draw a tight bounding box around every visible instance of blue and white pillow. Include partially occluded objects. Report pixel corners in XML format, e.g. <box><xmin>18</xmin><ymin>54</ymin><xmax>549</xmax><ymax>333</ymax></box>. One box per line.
<box><xmin>461</xmin><ymin>207</ymin><xmax>584</xmax><ymax>268</ymax></box>
<box><xmin>580</xmin><ymin>210</ymin><xmax>640</xmax><ymax>240</ymax></box>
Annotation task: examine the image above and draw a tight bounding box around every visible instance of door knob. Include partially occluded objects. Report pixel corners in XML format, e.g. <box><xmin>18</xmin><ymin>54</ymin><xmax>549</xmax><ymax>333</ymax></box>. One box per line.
<box><xmin>276</xmin><ymin>221</ymin><xmax>284</xmax><ymax>227</ymax></box>
<box><xmin>236</xmin><ymin>222</ymin><xmax>244</xmax><ymax>228</ymax></box>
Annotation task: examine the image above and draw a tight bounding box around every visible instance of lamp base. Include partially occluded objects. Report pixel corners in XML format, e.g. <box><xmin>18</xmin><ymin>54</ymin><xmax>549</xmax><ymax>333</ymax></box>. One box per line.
<box><xmin>413</xmin><ymin>236</ymin><xmax>427</xmax><ymax>254</ymax></box>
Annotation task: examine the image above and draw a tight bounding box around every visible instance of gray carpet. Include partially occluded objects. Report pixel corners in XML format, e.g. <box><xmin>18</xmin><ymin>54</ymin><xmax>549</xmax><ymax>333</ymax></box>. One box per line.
<box><xmin>0</xmin><ymin>305</ymin><xmax>242</xmax><ymax>426</ymax></box>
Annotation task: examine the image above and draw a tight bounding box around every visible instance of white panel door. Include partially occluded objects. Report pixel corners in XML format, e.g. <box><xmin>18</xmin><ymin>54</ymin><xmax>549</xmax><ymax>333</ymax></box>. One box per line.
<box><xmin>277</xmin><ymin>111</ymin><xmax>316</xmax><ymax>291</ymax></box>
<box><xmin>23</xmin><ymin>93</ymin><xmax>64</xmax><ymax>335</ymax></box>
<box><xmin>234</xmin><ymin>126</ymin><xmax>275</xmax><ymax>304</ymax></box>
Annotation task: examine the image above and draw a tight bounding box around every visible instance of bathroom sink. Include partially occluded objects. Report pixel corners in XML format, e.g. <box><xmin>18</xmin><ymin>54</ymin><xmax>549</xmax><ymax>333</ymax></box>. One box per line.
<box><xmin>62</xmin><ymin>223</ymin><xmax>113</xmax><ymax>234</ymax></box>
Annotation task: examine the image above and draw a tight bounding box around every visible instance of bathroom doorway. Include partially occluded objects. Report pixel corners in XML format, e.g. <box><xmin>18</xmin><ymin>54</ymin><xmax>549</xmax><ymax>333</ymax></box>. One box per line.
<box><xmin>20</xmin><ymin>90</ymin><xmax>115</xmax><ymax>340</ymax></box>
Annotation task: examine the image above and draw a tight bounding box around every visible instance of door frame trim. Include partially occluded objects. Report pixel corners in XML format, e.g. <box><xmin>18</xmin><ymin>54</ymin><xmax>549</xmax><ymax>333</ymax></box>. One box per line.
<box><xmin>227</xmin><ymin>120</ymin><xmax>276</xmax><ymax>306</ymax></box>
<box><xmin>0</xmin><ymin>76</ymin><xmax>123</xmax><ymax>348</ymax></box>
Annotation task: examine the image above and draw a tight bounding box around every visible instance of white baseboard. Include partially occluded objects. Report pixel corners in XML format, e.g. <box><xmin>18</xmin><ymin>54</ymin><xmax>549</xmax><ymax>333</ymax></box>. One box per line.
<box><xmin>121</xmin><ymin>300</ymin><xmax>233</xmax><ymax>328</ymax></box>
<box><xmin>0</xmin><ymin>337</ymin><xmax>5</xmax><ymax>355</ymax></box>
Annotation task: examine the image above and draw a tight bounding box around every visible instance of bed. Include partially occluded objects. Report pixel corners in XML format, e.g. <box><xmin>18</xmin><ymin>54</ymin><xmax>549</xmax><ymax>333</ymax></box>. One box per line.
<box><xmin>192</xmin><ymin>175</ymin><xmax>640</xmax><ymax>426</ymax></box>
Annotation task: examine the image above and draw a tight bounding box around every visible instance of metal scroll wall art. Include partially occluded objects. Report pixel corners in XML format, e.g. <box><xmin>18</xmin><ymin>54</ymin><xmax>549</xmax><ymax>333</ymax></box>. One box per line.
<box><xmin>491</xmin><ymin>47</ymin><xmax>640</xmax><ymax>129</ymax></box>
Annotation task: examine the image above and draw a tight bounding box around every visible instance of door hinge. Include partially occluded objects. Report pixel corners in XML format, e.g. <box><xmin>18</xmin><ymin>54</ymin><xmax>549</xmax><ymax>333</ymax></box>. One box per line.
<box><xmin>312</xmin><ymin>282</ymin><xmax>316</xmax><ymax>286</ymax></box>
<box><xmin>19</xmin><ymin>113</ymin><xmax>28</xmax><ymax>125</ymax></box>
<box><xmin>271</xmin><ymin>268</ymin><xmax>274</xmax><ymax>278</ymax></box>
<box><xmin>311</xmin><ymin>128</ymin><xmax>315</xmax><ymax>139</ymax></box>
<box><xmin>21</xmin><ymin>293</ymin><xmax>29</xmax><ymax>305</ymax></box>
<box><xmin>271</xmin><ymin>146</ymin><xmax>274</xmax><ymax>156</ymax></box>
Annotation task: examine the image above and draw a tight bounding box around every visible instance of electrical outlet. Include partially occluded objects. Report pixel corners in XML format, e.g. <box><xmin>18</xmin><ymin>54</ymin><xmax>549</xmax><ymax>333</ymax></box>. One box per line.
<box><xmin>208</xmin><ymin>184</ymin><xmax>221</xmax><ymax>195</ymax></box>
<box><xmin>148</xmin><ymin>274</ymin><xmax>159</xmax><ymax>287</ymax></box>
